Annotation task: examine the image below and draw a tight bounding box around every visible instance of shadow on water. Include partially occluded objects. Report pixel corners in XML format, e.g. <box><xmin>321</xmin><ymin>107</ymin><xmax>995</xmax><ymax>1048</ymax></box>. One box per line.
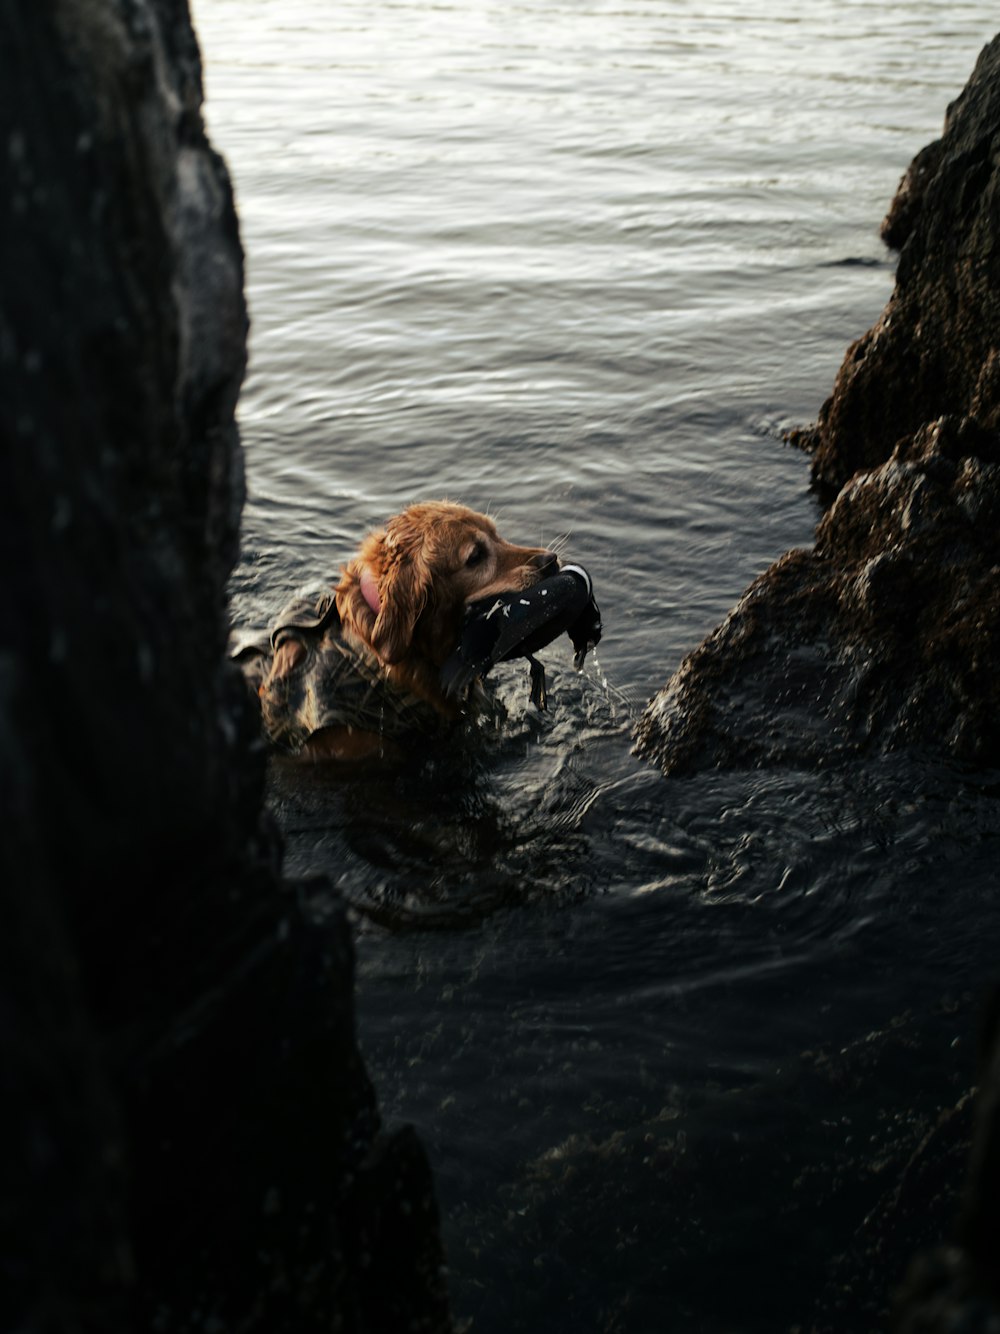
<box><xmin>266</xmin><ymin>656</ymin><xmax>1000</xmax><ymax>1332</ymax></box>
<box><xmin>264</xmin><ymin>641</ymin><xmax>1000</xmax><ymax>1331</ymax></box>
<box><xmin>271</xmin><ymin>655</ymin><xmax>638</xmax><ymax>930</ymax></box>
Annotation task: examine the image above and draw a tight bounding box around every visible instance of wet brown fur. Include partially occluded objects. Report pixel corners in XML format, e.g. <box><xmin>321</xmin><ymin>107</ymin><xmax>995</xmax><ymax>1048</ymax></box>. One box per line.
<box><xmin>333</xmin><ymin>501</ymin><xmax>556</xmax><ymax>715</ymax></box>
<box><xmin>264</xmin><ymin>502</ymin><xmax>555</xmax><ymax>759</ymax></box>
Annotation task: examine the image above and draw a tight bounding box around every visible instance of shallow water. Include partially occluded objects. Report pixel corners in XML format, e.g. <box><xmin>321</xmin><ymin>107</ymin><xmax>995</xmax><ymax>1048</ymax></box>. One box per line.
<box><xmin>193</xmin><ymin>2</ymin><xmax>1000</xmax><ymax>1327</ymax></box>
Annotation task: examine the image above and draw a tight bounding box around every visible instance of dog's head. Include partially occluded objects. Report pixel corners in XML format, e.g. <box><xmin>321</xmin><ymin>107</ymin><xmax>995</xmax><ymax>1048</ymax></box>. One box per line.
<box><xmin>336</xmin><ymin>501</ymin><xmax>557</xmax><ymax>702</ymax></box>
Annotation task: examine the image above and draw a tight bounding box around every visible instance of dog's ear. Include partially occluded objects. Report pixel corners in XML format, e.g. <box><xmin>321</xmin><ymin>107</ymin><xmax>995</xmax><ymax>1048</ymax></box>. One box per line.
<box><xmin>368</xmin><ymin>523</ymin><xmax>430</xmax><ymax>665</ymax></box>
<box><xmin>371</xmin><ymin>561</ymin><xmax>427</xmax><ymax>664</ymax></box>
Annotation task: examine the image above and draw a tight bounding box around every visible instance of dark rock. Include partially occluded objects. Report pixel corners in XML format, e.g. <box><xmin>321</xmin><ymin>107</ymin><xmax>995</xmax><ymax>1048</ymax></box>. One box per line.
<box><xmin>471</xmin><ymin>1002</ymin><xmax>974</xmax><ymax>1333</ymax></box>
<box><xmin>635</xmin><ymin>33</ymin><xmax>1000</xmax><ymax>779</ymax></box>
<box><xmin>811</xmin><ymin>1093</ymin><xmax>975</xmax><ymax>1333</ymax></box>
<box><xmin>0</xmin><ymin>2</ymin><xmax>450</xmax><ymax>1331</ymax></box>
<box><xmin>635</xmin><ymin>415</ymin><xmax>1000</xmax><ymax>775</ymax></box>
<box><xmin>810</xmin><ymin>34</ymin><xmax>1000</xmax><ymax>495</ymax></box>
<box><xmin>879</xmin><ymin>138</ymin><xmax>946</xmax><ymax>253</ymax></box>
<box><xmin>889</xmin><ymin>991</ymin><xmax>1000</xmax><ymax>1331</ymax></box>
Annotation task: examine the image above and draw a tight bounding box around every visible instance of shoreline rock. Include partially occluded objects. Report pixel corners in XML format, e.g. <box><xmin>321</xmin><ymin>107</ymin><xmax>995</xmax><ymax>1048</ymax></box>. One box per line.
<box><xmin>634</xmin><ymin>414</ymin><xmax>1000</xmax><ymax>776</ymax></box>
<box><xmin>0</xmin><ymin>3</ymin><xmax>451</xmax><ymax>1330</ymax></box>
<box><xmin>811</xmin><ymin>34</ymin><xmax>1000</xmax><ymax>496</ymax></box>
<box><xmin>635</xmin><ymin>33</ymin><xmax>1000</xmax><ymax>779</ymax></box>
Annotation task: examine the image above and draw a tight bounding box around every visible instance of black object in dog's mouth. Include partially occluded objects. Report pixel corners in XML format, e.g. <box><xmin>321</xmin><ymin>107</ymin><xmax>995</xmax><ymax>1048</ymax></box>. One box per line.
<box><xmin>441</xmin><ymin>564</ymin><xmax>603</xmax><ymax>710</ymax></box>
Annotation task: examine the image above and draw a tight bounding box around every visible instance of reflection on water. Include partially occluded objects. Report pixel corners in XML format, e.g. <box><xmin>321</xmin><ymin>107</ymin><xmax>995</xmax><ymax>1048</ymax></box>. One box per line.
<box><xmin>192</xmin><ymin>1</ymin><xmax>1000</xmax><ymax>1327</ymax></box>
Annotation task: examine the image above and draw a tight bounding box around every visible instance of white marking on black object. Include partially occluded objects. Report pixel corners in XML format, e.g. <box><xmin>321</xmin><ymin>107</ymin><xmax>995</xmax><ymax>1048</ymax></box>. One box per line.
<box><xmin>560</xmin><ymin>564</ymin><xmax>592</xmax><ymax>597</ymax></box>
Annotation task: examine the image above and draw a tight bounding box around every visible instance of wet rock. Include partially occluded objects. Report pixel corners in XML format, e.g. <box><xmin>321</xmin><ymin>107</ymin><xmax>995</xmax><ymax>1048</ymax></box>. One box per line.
<box><xmin>635</xmin><ymin>30</ymin><xmax>1000</xmax><ymax>779</ymax></box>
<box><xmin>635</xmin><ymin>415</ymin><xmax>1000</xmax><ymax>775</ymax></box>
<box><xmin>810</xmin><ymin>33</ymin><xmax>1000</xmax><ymax>495</ymax></box>
<box><xmin>889</xmin><ymin>992</ymin><xmax>1000</xmax><ymax>1333</ymax></box>
<box><xmin>466</xmin><ymin>1001</ymin><xmax>975</xmax><ymax>1333</ymax></box>
<box><xmin>811</xmin><ymin>1093</ymin><xmax>975</xmax><ymax>1333</ymax></box>
<box><xmin>0</xmin><ymin>3</ymin><xmax>450</xmax><ymax>1331</ymax></box>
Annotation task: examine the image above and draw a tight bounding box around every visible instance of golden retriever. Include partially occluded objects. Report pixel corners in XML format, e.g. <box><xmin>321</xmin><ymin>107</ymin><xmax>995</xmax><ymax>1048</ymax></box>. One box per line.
<box><xmin>264</xmin><ymin>501</ymin><xmax>557</xmax><ymax>761</ymax></box>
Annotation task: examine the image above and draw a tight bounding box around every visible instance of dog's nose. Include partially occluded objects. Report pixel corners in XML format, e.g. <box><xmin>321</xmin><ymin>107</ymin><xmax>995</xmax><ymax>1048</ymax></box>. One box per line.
<box><xmin>531</xmin><ymin>550</ymin><xmax>560</xmax><ymax>576</ymax></box>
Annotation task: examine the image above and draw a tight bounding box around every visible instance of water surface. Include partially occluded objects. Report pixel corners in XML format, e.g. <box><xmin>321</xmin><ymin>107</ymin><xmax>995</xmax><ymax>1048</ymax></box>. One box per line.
<box><xmin>192</xmin><ymin>3</ymin><xmax>1000</xmax><ymax>1327</ymax></box>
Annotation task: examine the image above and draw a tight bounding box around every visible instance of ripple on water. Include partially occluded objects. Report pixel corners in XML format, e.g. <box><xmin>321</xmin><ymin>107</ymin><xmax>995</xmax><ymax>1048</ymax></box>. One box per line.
<box><xmin>194</xmin><ymin>1</ymin><xmax>1000</xmax><ymax>1326</ymax></box>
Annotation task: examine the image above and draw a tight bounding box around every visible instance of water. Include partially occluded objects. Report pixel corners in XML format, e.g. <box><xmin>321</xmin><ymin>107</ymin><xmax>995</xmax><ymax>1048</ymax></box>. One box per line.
<box><xmin>192</xmin><ymin>3</ymin><xmax>1000</xmax><ymax>1328</ymax></box>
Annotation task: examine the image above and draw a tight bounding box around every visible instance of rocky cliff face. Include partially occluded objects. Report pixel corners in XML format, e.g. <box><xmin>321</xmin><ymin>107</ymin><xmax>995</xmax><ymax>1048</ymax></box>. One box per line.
<box><xmin>635</xmin><ymin>33</ymin><xmax>1000</xmax><ymax>781</ymax></box>
<box><xmin>811</xmin><ymin>35</ymin><xmax>1000</xmax><ymax>497</ymax></box>
<box><xmin>0</xmin><ymin>3</ymin><xmax>450</xmax><ymax>1330</ymax></box>
<box><xmin>634</xmin><ymin>413</ymin><xmax>1000</xmax><ymax>776</ymax></box>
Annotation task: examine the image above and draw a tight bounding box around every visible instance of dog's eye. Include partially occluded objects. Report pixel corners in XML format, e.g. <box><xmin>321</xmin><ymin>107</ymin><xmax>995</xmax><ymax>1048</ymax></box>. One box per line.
<box><xmin>465</xmin><ymin>544</ymin><xmax>486</xmax><ymax>568</ymax></box>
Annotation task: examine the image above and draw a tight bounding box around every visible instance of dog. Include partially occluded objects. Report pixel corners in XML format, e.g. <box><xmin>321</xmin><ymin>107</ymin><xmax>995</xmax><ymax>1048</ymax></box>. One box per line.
<box><xmin>250</xmin><ymin>501</ymin><xmax>558</xmax><ymax>762</ymax></box>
